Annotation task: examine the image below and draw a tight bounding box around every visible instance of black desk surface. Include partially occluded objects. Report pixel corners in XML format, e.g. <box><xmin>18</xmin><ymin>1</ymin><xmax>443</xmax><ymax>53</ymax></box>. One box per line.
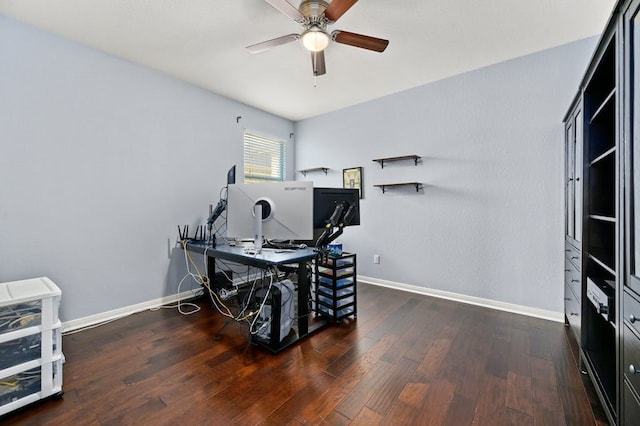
<box><xmin>185</xmin><ymin>241</ymin><xmax>317</xmax><ymax>268</ymax></box>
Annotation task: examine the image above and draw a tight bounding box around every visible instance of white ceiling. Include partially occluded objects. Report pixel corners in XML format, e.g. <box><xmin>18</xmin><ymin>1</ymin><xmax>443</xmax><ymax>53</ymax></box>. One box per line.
<box><xmin>0</xmin><ymin>0</ymin><xmax>616</xmax><ymax>121</ymax></box>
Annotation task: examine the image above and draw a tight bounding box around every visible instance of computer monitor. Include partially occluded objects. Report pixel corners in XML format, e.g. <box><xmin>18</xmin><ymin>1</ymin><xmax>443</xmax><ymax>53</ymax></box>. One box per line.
<box><xmin>313</xmin><ymin>187</ymin><xmax>360</xmax><ymax>229</ymax></box>
<box><xmin>227</xmin><ymin>165</ymin><xmax>236</xmax><ymax>186</ymax></box>
<box><xmin>227</xmin><ymin>181</ymin><xmax>313</xmax><ymax>241</ymax></box>
<box><xmin>207</xmin><ymin>165</ymin><xmax>236</xmax><ymax>228</ymax></box>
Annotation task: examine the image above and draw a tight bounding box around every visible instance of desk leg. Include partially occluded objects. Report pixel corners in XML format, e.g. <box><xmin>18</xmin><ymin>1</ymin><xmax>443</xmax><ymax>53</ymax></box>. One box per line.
<box><xmin>206</xmin><ymin>255</ymin><xmax>216</xmax><ymax>290</ymax></box>
<box><xmin>297</xmin><ymin>260</ymin><xmax>309</xmax><ymax>336</ymax></box>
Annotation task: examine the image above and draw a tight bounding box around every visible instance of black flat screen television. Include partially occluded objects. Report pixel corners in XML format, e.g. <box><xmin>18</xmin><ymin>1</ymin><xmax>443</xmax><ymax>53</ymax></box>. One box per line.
<box><xmin>313</xmin><ymin>187</ymin><xmax>360</xmax><ymax>229</ymax></box>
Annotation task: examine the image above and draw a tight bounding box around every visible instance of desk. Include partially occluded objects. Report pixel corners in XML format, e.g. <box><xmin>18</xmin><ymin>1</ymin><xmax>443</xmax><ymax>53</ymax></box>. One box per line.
<box><xmin>185</xmin><ymin>241</ymin><xmax>326</xmax><ymax>352</ymax></box>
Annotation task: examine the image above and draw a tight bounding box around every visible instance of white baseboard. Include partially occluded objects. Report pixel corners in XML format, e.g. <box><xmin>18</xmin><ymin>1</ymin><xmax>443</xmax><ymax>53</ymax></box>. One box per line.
<box><xmin>62</xmin><ymin>289</ymin><xmax>202</xmax><ymax>333</ymax></box>
<box><xmin>358</xmin><ymin>275</ymin><xmax>564</xmax><ymax>323</ymax></box>
<box><xmin>62</xmin><ymin>277</ymin><xmax>563</xmax><ymax>334</ymax></box>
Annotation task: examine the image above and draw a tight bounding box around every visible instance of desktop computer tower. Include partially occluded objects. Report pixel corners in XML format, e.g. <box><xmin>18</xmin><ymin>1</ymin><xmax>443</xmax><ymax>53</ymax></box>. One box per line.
<box><xmin>253</xmin><ymin>280</ymin><xmax>295</xmax><ymax>348</ymax></box>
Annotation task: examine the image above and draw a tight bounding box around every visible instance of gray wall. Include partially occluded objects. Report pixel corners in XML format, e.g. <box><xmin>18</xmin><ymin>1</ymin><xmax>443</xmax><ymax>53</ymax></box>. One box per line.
<box><xmin>1</xmin><ymin>13</ymin><xmax>599</xmax><ymax>320</ymax></box>
<box><xmin>0</xmin><ymin>17</ymin><xmax>294</xmax><ymax>322</ymax></box>
<box><xmin>294</xmin><ymin>37</ymin><xmax>598</xmax><ymax>313</ymax></box>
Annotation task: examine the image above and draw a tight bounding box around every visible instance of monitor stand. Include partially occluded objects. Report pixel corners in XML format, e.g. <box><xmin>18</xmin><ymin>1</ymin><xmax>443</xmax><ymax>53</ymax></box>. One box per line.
<box><xmin>253</xmin><ymin>204</ymin><xmax>263</xmax><ymax>253</ymax></box>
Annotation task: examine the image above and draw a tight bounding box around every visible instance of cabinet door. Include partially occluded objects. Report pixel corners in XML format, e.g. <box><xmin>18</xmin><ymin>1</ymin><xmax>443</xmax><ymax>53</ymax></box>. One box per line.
<box><xmin>565</xmin><ymin>108</ymin><xmax>583</xmax><ymax>242</ymax></box>
<box><xmin>567</xmin><ymin>121</ymin><xmax>576</xmax><ymax>240</ymax></box>
<box><xmin>623</xmin><ymin>6</ymin><xmax>640</xmax><ymax>424</ymax></box>
<box><xmin>627</xmin><ymin>0</ymin><xmax>640</xmax><ymax>296</ymax></box>
<box><xmin>575</xmin><ymin>110</ymin><xmax>584</xmax><ymax>242</ymax></box>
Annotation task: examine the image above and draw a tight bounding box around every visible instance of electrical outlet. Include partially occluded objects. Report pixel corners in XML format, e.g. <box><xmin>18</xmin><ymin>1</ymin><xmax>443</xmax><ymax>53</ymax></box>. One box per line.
<box><xmin>374</xmin><ymin>254</ymin><xmax>380</xmax><ymax>264</ymax></box>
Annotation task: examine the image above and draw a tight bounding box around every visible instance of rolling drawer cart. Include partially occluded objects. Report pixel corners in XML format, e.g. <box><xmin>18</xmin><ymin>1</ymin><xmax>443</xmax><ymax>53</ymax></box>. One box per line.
<box><xmin>315</xmin><ymin>253</ymin><xmax>357</xmax><ymax>321</ymax></box>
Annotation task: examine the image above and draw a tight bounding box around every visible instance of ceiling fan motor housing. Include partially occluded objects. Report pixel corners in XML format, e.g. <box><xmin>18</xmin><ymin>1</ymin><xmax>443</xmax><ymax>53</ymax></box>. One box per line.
<box><xmin>299</xmin><ymin>0</ymin><xmax>329</xmax><ymax>19</ymax></box>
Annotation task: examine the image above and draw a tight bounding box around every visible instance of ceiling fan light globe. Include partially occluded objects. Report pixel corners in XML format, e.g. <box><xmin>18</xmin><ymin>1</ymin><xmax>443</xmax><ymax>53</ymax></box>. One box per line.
<box><xmin>301</xmin><ymin>29</ymin><xmax>329</xmax><ymax>52</ymax></box>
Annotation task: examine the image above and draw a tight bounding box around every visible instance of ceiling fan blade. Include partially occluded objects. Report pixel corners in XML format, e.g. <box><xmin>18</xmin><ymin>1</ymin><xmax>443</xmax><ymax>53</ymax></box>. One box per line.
<box><xmin>246</xmin><ymin>34</ymin><xmax>300</xmax><ymax>54</ymax></box>
<box><xmin>265</xmin><ymin>0</ymin><xmax>305</xmax><ymax>22</ymax></box>
<box><xmin>324</xmin><ymin>0</ymin><xmax>358</xmax><ymax>22</ymax></box>
<box><xmin>311</xmin><ymin>51</ymin><xmax>326</xmax><ymax>76</ymax></box>
<box><xmin>332</xmin><ymin>30</ymin><xmax>389</xmax><ymax>52</ymax></box>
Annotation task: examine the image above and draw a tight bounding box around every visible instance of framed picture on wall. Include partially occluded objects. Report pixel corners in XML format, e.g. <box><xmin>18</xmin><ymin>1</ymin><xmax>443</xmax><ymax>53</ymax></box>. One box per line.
<box><xmin>343</xmin><ymin>167</ymin><xmax>363</xmax><ymax>199</ymax></box>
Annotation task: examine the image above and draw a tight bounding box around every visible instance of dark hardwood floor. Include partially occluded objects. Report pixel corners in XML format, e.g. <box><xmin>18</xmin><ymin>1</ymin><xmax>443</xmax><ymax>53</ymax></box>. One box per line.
<box><xmin>3</xmin><ymin>283</ymin><xmax>605</xmax><ymax>425</ymax></box>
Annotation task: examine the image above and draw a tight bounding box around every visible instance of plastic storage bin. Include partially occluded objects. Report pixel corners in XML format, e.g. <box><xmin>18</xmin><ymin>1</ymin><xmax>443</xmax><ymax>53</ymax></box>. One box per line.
<box><xmin>317</xmin><ymin>305</ymin><xmax>355</xmax><ymax>319</ymax></box>
<box><xmin>0</xmin><ymin>355</ymin><xmax>64</xmax><ymax>414</ymax></box>
<box><xmin>318</xmin><ymin>294</ymin><xmax>354</xmax><ymax>309</ymax></box>
<box><xmin>317</xmin><ymin>266</ymin><xmax>354</xmax><ymax>277</ymax></box>
<box><xmin>318</xmin><ymin>276</ymin><xmax>354</xmax><ymax>289</ymax></box>
<box><xmin>0</xmin><ymin>277</ymin><xmax>61</xmax><ymax>334</ymax></box>
<box><xmin>0</xmin><ymin>277</ymin><xmax>63</xmax><ymax>417</ymax></box>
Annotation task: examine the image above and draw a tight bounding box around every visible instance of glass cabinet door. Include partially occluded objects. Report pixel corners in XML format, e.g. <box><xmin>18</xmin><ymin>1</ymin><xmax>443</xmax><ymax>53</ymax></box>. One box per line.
<box><xmin>575</xmin><ymin>110</ymin><xmax>583</xmax><ymax>242</ymax></box>
<box><xmin>566</xmin><ymin>109</ymin><xmax>583</xmax><ymax>243</ymax></box>
<box><xmin>629</xmin><ymin>1</ymin><xmax>640</xmax><ymax>295</ymax></box>
<box><xmin>567</xmin><ymin>121</ymin><xmax>575</xmax><ymax>239</ymax></box>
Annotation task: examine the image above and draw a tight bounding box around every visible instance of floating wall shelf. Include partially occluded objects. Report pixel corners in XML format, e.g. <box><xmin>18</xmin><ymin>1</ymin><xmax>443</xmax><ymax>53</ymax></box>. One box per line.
<box><xmin>373</xmin><ymin>182</ymin><xmax>422</xmax><ymax>193</ymax></box>
<box><xmin>372</xmin><ymin>155</ymin><xmax>421</xmax><ymax>168</ymax></box>
<box><xmin>298</xmin><ymin>167</ymin><xmax>329</xmax><ymax>177</ymax></box>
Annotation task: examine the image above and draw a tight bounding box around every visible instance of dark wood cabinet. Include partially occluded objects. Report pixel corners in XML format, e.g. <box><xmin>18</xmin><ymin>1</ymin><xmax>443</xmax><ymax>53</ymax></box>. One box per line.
<box><xmin>564</xmin><ymin>96</ymin><xmax>585</xmax><ymax>361</ymax></box>
<box><xmin>582</xmin><ymin>31</ymin><xmax>618</xmax><ymax>422</ymax></box>
<box><xmin>564</xmin><ymin>0</ymin><xmax>640</xmax><ymax>423</ymax></box>
<box><xmin>624</xmin><ymin>0</ymin><xmax>640</xmax><ymax>423</ymax></box>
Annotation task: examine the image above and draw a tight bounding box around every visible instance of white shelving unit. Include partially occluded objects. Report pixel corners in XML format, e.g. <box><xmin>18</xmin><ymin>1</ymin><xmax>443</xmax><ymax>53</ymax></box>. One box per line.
<box><xmin>0</xmin><ymin>277</ymin><xmax>63</xmax><ymax>417</ymax></box>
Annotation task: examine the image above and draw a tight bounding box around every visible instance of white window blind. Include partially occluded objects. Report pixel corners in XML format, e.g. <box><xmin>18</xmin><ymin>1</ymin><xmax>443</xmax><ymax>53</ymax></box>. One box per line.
<box><xmin>243</xmin><ymin>131</ymin><xmax>286</xmax><ymax>183</ymax></box>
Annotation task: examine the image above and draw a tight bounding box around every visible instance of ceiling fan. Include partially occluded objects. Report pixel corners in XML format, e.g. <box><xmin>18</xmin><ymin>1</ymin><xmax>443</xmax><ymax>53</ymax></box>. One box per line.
<box><xmin>246</xmin><ymin>0</ymin><xmax>389</xmax><ymax>77</ymax></box>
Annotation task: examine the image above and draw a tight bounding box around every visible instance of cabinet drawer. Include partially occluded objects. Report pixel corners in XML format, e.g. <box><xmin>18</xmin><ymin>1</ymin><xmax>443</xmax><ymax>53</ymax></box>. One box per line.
<box><xmin>317</xmin><ymin>304</ymin><xmax>355</xmax><ymax>320</ymax></box>
<box><xmin>0</xmin><ymin>334</ymin><xmax>42</xmax><ymax>370</ymax></box>
<box><xmin>565</xmin><ymin>258</ymin><xmax>581</xmax><ymax>302</ymax></box>
<box><xmin>624</xmin><ymin>379</ymin><xmax>640</xmax><ymax>426</ymax></box>
<box><xmin>318</xmin><ymin>286</ymin><xmax>354</xmax><ymax>299</ymax></box>
<box><xmin>565</xmin><ymin>283</ymin><xmax>581</xmax><ymax>344</ymax></box>
<box><xmin>0</xmin><ymin>326</ymin><xmax>62</xmax><ymax>371</ymax></box>
<box><xmin>565</xmin><ymin>241</ymin><xmax>581</xmax><ymax>270</ymax></box>
<box><xmin>318</xmin><ymin>276</ymin><xmax>354</xmax><ymax>289</ymax></box>
<box><xmin>0</xmin><ymin>278</ymin><xmax>61</xmax><ymax>337</ymax></box>
<box><xmin>323</xmin><ymin>255</ymin><xmax>355</xmax><ymax>268</ymax></box>
<box><xmin>625</xmin><ymin>290</ymin><xmax>640</xmax><ymax>336</ymax></box>
<box><xmin>317</xmin><ymin>266</ymin><xmax>354</xmax><ymax>278</ymax></box>
<box><xmin>0</xmin><ymin>300</ymin><xmax>43</xmax><ymax>335</ymax></box>
<box><xmin>623</xmin><ymin>325</ymin><xmax>640</xmax><ymax>394</ymax></box>
<box><xmin>0</xmin><ymin>365</ymin><xmax>43</xmax><ymax>411</ymax></box>
<box><xmin>628</xmin><ymin>278</ymin><xmax>640</xmax><ymax>300</ymax></box>
<box><xmin>0</xmin><ymin>355</ymin><xmax>63</xmax><ymax>416</ymax></box>
<box><xmin>318</xmin><ymin>294</ymin><xmax>355</xmax><ymax>309</ymax></box>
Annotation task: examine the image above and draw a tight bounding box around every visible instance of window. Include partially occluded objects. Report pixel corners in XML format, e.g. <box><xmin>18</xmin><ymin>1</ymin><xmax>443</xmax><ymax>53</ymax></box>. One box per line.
<box><xmin>243</xmin><ymin>131</ymin><xmax>286</xmax><ymax>183</ymax></box>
